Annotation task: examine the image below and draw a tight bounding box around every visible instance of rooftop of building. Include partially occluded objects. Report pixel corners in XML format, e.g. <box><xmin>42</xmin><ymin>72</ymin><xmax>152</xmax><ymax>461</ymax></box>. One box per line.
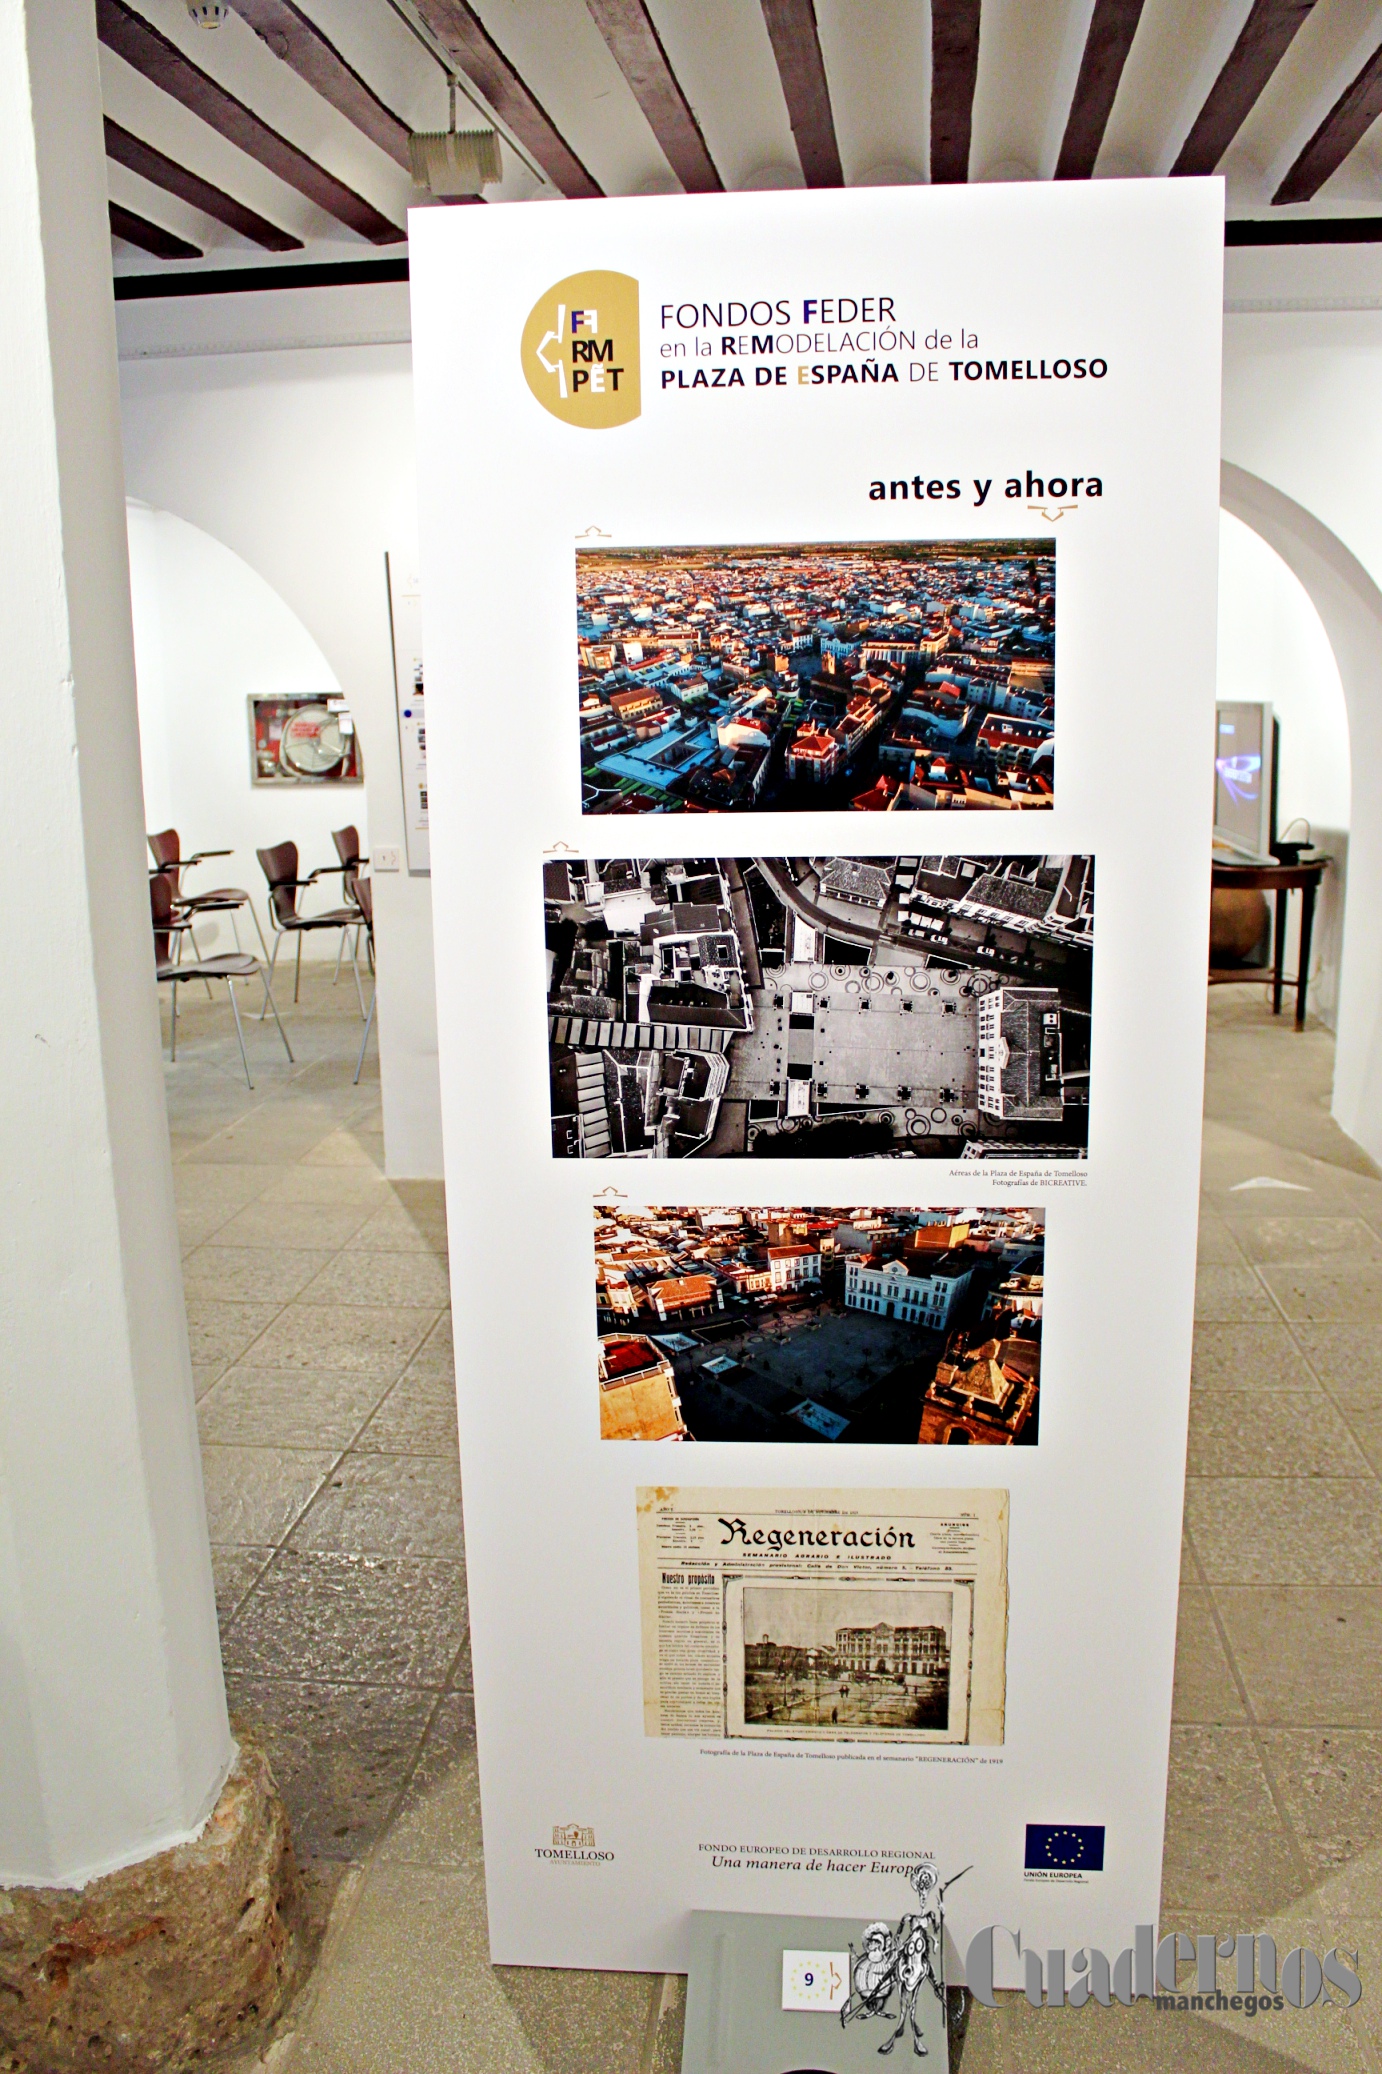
<box><xmin>598</xmin><ymin>1370</ymin><xmax>687</xmax><ymax>1442</ymax></box>
<box><xmin>599</xmin><ymin>1334</ymin><xmax>669</xmax><ymax>1383</ymax></box>
<box><xmin>855</xmin><ymin>1245</ymin><xmax>977</xmax><ymax>1280</ymax></box>
<box><xmin>650</xmin><ymin>1274</ymin><xmax>716</xmax><ymax>1302</ymax></box>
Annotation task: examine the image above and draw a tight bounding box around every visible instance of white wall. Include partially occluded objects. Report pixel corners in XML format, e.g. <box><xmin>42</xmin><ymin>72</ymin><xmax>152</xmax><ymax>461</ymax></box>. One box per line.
<box><xmin>128</xmin><ymin>500</ymin><xmax>362</xmax><ymax>957</ymax></box>
<box><xmin>1217</xmin><ymin>508</ymin><xmax>1350</xmax><ymax>838</ymax></box>
<box><xmin>118</xmin><ymin>302</ymin><xmax>441</xmax><ymax>1178</ymax></box>
<box><xmin>1222</xmin><ymin>309</ymin><xmax>1382</xmax><ymax>620</ymax></box>
<box><xmin>1222</xmin><ymin>275</ymin><xmax>1382</xmax><ymax>1157</ymax></box>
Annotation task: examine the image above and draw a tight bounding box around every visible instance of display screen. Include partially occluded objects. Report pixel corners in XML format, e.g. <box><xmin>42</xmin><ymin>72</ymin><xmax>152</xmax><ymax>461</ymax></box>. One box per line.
<box><xmin>1214</xmin><ymin>701</ymin><xmax>1272</xmax><ymax>857</ymax></box>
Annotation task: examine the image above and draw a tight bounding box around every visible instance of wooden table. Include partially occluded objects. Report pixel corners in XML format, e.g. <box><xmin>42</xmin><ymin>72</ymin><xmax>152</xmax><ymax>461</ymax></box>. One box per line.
<box><xmin>1210</xmin><ymin>856</ymin><xmax>1329</xmax><ymax>1031</ymax></box>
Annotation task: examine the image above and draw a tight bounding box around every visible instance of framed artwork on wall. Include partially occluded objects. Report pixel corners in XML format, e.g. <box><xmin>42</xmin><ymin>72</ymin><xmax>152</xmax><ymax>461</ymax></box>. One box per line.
<box><xmin>248</xmin><ymin>693</ymin><xmax>364</xmax><ymax>785</ymax></box>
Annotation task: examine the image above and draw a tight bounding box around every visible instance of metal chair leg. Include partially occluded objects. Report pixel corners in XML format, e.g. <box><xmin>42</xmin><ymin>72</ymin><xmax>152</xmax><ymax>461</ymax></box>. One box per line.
<box><xmin>294</xmin><ymin>930</ymin><xmax>303</xmax><ymax>1004</ymax></box>
<box><xmin>333</xmin><ymin>926</ymin><xmax>347</xmax><ymax>986</ymax></box>
<box><xmin>353</xmin><ymin>985</ymin><xmax>376</xmax><ymax>1084</ymax></box>
<box><xmin>259</xmin><ymin>967</ymin><xmax>295</xmax><ymax>1064</ymax></box>
<box><xmin>170</xmin><ymin>979</ymin><xmax>179</xmax><ymax>1061</ymax></box>
<box><xmin>187</xmin><ymin>922</ymin><xmax>215</xmax><ymax>999</ymax></box>
<box><xmin>225</xmin><ymin>977</ymin><xmax>254</xmax><ymax>1091</ymax></box>
<box><xmin>248</xmin><ymin>900</ymin><xmax>270</xmax><ymax>962</ymax></box>
<box><xmin>259</xmin><ymin>930</ymin><xmax>283</xmax><ymax>1019</ymax></box>
<box><xmin>350</xmin><ymin>928</ymin><xmax>366</xmax><ymax>1018</ymax></box>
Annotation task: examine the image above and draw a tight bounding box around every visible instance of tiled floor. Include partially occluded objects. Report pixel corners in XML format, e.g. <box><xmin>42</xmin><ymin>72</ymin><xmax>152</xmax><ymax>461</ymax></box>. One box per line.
<box><xmin>163</xmin><ymin>973</ymin><xmax>1380</xmax><ymax>2072</ymax></box>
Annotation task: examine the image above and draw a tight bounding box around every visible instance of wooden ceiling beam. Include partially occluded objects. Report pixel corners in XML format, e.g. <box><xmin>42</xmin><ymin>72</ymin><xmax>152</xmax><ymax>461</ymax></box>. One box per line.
<box><xmin>96</xmin><ymin>0</ymin><xmax>405</xmax><ymax>242</ymax></box>
<box><xmin>1274</xmin><ymin>41</ymin><xmax>1382</xmax><ymax>203</ymax></box>
<box><xmin>231</xmin><ymin>0</ymin><xmax>414</xmax><ymax>171</ymax></box>
<box><xmin>931</xmin><ymin>0</ymin><xmax>981</xmax><ymax>185</ymax></box>
<box><xmin>109</xmin><ymin>200</ymin><xmax>202</xmax><ymax>260</ymax></box>
<box><xmin>759</xmin><ymin>0</ymin><xmax>843</xmax><ymax>188</ymax></box>
<box><xmin>1055</xmin><ymin>0</ymin><xmax>1147</xmax><ymax>180</ymax></box>
<box><xmin>105</xmin><ymin>116</ymin><xmax>303</xmax><ymax>251</ymax></box>
<box><xmin>411</xmin><ymin>0</ymin><xmax>602</xmax><ymax>198</ymax></box>
<box><xmin>1171</xmin><ymin>0</ymin><xmax>1316</xmax><ymax>177</ymax></box>
<box><xmin>584</xmin><ymin>0</ymin><xmax>721</xmax><ymax>192</ymax></box>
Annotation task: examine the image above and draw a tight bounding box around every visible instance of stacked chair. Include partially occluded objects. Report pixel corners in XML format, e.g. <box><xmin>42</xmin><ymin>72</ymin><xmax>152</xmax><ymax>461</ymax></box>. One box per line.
<box><xmin>325</xmin><ymin>826</ymin><xmax>377</xmax><ymax>1080</ymax></box>
<box><xmin>147</xmin><ymin>828</ymin><xmax>268</xmax><ymax>959</ymax></box>
<box><xmin>255</xmin><ymin>840</ymin><xmax>362</xmax><ymax>1008</ymax></box>
<box><xmin>153</xmin><ymin>827</ymin><xmax>379</xmax><ymax>1081</ymax></box>
<box><xmin>351</xmin><ymin>877</ymin><xmax>377</xmax><ymax>1085</ymax></box>
<box><xmin>331</xmin><ymin>824</ymin><xmax>372</xmax><ymax>1014</ymax></box>
<box><xmin>150</xmin><ymin>870</ymin><xmax>293</xmax><ymax>1088</ymax></box>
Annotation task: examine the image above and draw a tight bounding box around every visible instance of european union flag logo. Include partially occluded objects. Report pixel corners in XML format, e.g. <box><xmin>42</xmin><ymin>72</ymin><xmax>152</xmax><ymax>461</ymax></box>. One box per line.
<box><xmin>1025</xmin><ymin>1824</ymin><xmax>1105</xmax><ymax>1871</ymax></box>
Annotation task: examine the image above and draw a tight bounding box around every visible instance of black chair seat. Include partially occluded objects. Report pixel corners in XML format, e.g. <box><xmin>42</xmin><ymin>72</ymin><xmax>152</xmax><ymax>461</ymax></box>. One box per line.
<box><xmin>156</xmin><ymin>954</ymin><xmax>260</xmax><ymax>982</ymax></box>
<box><xmin>181</xmin><ymin>887</ymin><xmax>252</xmax><ymax>909</ymax></box>
<box><xmin>279</xmin><ymin>908</ymin><xmax>359</xmax><ymax>931</ymax></box>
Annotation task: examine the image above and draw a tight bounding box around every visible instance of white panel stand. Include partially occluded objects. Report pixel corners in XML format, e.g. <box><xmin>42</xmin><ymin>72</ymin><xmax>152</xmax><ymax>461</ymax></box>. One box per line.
<box><xmin>411</xmin><ymin>183</ymin><xmax>1223</xmax><ymax>1974</ymax></box>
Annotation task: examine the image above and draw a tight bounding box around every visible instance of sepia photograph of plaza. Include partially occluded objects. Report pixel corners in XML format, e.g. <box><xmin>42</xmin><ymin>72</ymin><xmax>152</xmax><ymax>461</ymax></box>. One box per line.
<box><xmin>594</xmin><ymin>1203</ymin><xmax>1044</xmax><ymax>1444</ymax></box>
<box><xmin>576</xmin><ymin>540</ymin><xmax>1055</xmax><ymax>814</ymax></box>
<box><xmin>545</xmin><ymin>854</ymin><xmax>1093</xmax><ymax>1160</ymax></box>
<box><xmin>737</xmin><ymin>1585</ymin><xmax>958</xmax><ymax>1737</ymax></box>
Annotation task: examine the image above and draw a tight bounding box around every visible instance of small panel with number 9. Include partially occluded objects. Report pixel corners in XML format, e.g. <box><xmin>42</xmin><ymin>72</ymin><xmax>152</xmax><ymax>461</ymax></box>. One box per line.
<box><xmin>781</xmin><ymin>1948</ymin><xmax>849</xmax><ymax>2012</ymax></box>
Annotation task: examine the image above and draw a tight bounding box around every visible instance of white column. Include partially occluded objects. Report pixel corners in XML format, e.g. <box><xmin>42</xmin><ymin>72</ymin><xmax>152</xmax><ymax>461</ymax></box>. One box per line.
<box><xmin>0</xmin><ymin>0</ymin><xmax>232</xmax><ymax>1885</ymax></box>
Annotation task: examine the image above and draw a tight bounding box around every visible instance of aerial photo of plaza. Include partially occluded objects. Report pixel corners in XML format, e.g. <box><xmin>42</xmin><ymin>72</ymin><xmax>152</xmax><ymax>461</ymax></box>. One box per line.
<box><xmin>594</xmin><ymin>1203</ymin><xmax>1045</xmax><ymax>1444</ymax></box>
<box><xmin>576</xmin><ymin>540</ymin><xmax>1055</xmax><ymax>815</ymax></box>
<box><xmin>545</xmin><ymin>854</ymin><xmax>1093</xmax><ymax>1160</ymax></box>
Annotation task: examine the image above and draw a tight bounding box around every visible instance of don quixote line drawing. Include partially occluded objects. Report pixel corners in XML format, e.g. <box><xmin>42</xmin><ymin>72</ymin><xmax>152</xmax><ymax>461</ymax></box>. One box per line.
<box><xmin>840</xmin><ymin>1861</ymin><xmax>970</xmax><ymax>2056</ymax></box>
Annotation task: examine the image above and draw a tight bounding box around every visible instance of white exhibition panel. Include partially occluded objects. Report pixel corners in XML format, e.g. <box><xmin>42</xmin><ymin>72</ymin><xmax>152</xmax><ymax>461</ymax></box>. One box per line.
<box><xmin>411</xmin><ymin>182</ymin><xmax>1223</xmax><ymax>1977</ymax></box>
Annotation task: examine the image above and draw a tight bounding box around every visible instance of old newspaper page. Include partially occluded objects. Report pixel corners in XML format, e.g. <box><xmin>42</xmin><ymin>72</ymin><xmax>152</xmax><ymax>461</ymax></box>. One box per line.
<box><xmin>637</xmin><ymin>1487</ymin><xmax>1008</xmax><ymax>1746</ymax></box>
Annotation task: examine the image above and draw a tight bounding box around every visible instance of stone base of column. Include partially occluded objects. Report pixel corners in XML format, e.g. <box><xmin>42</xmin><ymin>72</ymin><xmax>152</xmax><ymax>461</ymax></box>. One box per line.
<box><xmin>0</xmin><ymin>1740</ymin><xmax>302</xmax><ymax>2072</ymax></box>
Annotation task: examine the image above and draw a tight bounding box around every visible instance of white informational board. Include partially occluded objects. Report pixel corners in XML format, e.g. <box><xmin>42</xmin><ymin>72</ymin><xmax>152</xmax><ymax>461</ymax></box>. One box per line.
<box><xmin>385</xmin><ymin>552</ymin><xmax>429</xmax><ymax>875</ymax></box>
<box><xmin>410</xmin><ymin>182</ymin><xmax>1223</xmax><ymax>1979</ymax></box>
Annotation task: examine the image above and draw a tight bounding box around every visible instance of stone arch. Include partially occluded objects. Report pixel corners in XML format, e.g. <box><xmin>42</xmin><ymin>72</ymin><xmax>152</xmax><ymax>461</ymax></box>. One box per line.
<box><xmin>1220</xmin><ymin>462</ymin><xmax>1382</xmax><ymax>1165</ymax></box>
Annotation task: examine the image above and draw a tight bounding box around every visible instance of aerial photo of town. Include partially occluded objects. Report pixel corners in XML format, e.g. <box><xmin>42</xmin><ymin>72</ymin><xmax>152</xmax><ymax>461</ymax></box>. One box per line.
<box><xmin>576</xmin><ymin>540</ymin><xmax>1055</xmax><ymax>815</ymax></box>
<box><xmin>545</xmin><ymin>854</ymin><xmax>1093</xmax><ymax>1160</ymax></box>
<box><xmin>594</xmin><ymin>1203</ymin><xmax>1045</xmax><ymax>1444</ymax></box>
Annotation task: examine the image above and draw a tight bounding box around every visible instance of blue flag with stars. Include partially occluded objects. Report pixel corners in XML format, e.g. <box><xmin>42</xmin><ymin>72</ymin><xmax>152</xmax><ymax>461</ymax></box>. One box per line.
<box><xmin>1025</xmin><ymin>1824</ymin><xmax>1105</xmax><ymax>1870</ymax></box>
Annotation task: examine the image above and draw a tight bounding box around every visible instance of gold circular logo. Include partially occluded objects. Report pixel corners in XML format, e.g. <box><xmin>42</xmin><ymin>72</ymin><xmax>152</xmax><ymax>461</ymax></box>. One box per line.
<box><xmin>521</xmin><ymin>270</ymin><xmax>641</xmax><ymax>429</ymax></box>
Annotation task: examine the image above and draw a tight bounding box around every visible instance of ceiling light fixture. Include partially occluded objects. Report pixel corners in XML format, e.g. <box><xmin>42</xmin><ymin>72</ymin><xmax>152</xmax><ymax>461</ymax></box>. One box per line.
<box><xmin>186</xmin><ymin>1</ymin><xmax>231</xmax><ymax>24</ymax></box>
<box><xmin>381</xmin><ymin>0</ymin><xmax>545</xmax><ymax>189</ymax></box>
<box><xmin>410</xmin><ymin>79</ymin><xmax>501</xmax><ymax>199</ymax></box>
<box><xmin>409</xmin><ymin>126</ymin><xmax>502</xmax><ymax>198</ymax></box>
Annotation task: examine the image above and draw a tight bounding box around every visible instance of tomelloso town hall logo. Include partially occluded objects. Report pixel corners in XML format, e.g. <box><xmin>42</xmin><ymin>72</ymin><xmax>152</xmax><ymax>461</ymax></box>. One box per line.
<box><xmin>521</xmin><ymin>271</ymin><xmax>641</xmax><ymax>429</ymax></box>
<box><xmin>534</xmin><ymin>1822</ymin><xmax>613</xmax><ymax>1864</ymax></box>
